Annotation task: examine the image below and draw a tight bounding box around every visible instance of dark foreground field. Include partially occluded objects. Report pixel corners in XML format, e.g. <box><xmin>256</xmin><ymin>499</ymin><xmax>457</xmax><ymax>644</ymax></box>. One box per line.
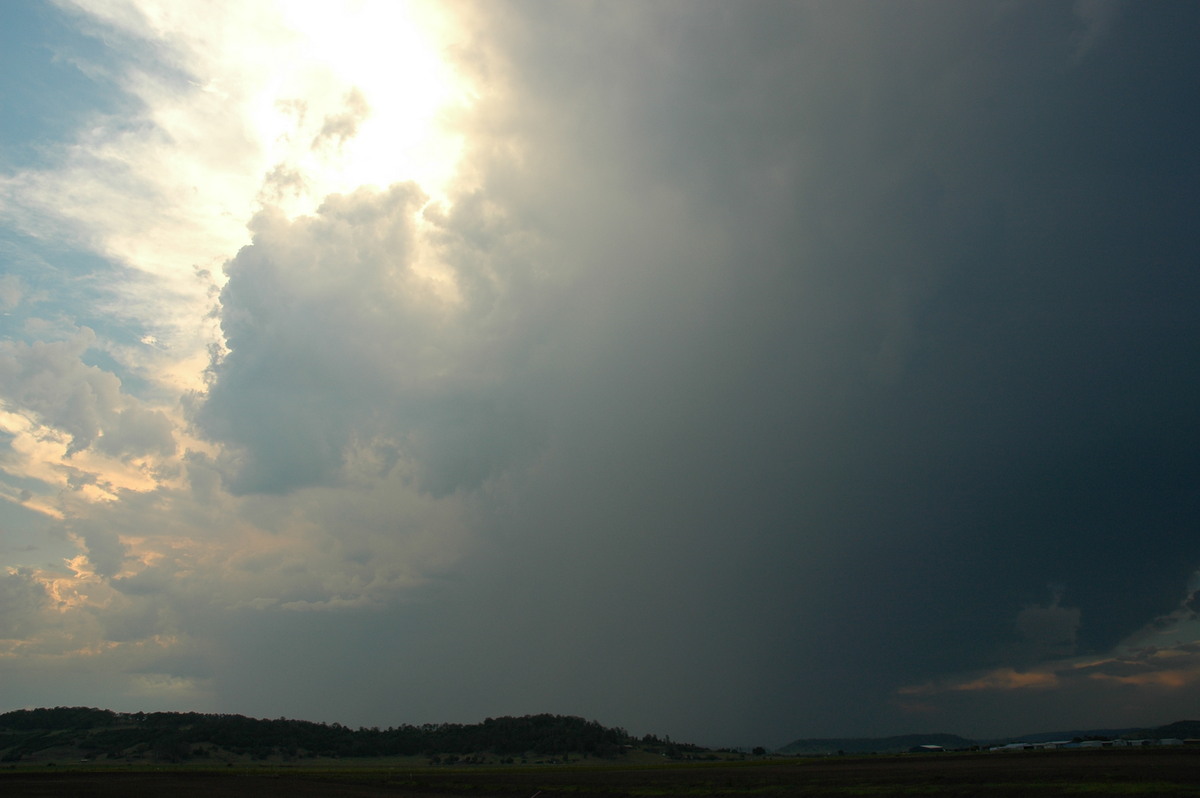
<box><xmin>3</xmin><ymin>748</ymin><xmax>1200</xmax><ymax>797</ymax></box>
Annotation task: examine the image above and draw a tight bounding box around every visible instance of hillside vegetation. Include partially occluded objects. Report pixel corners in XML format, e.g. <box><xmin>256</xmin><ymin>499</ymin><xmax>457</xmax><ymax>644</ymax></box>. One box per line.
<box><xmin>0</xmin><ymin>707</ymin><xmax>708</xmax><ymax>764</ymax></box>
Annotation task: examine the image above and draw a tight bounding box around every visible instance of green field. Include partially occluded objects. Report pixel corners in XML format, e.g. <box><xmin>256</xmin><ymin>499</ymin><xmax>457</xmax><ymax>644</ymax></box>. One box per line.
<box><xmin>3</xmin><ymin>748</ymin><xmax>1200</xmax><ymax>796</ymax></box>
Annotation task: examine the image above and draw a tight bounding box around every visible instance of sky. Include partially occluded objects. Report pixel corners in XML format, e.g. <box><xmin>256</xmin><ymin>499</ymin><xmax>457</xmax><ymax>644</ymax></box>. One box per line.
<box><xmin>1</xmin><ymin>0</ymin><xmax>1199</xmax><ymax>749</ymax></box>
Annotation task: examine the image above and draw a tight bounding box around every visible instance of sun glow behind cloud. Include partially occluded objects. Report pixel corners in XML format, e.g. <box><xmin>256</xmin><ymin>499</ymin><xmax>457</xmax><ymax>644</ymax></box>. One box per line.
<box><xmin>5</xmin><ymin>0</ymin><xmax>471</xmax><ymax>373</ymax></box>
<box><xmin>0</xmin><ymin>0</ymin><xmax>473</xmax><ymax>453</ymax></box>
<box><xmin>267</xmin><ymin>1</ymin><xmax>471</xmax><ymax>207</ymax></box>
<box><xmin>77</xmin><ymin>0</ymin><xmax>472</xmax><ymax>208</ymax></box>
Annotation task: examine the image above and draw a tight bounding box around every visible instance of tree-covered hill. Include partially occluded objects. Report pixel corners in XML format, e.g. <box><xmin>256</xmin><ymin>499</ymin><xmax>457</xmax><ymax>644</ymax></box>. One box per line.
<box><xmin>0</xmin><ymin>707</ymin><xmax>678</xmax><ymax>763</ymax></box>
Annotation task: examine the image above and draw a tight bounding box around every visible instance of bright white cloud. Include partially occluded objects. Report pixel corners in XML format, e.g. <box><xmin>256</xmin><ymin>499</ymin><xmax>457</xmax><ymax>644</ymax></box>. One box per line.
<box><xmin>196</xmin><ymin>181</ymin><xmax>552</xmax><ymax>496</ymax></box>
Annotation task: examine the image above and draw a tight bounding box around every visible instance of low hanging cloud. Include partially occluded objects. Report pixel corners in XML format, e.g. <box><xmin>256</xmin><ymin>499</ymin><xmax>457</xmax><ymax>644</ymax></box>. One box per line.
<box><xmin>896</xmin><ymin>578</ymin><xmax>1200</xmax><ymax>734</ymax></box>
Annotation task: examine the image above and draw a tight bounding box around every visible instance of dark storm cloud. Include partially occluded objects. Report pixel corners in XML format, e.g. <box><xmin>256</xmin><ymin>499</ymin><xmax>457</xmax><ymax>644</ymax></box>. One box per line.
<box><xmin>192</xmin><ymin>1</ymin><xmax>1200</xmax><ymax>744</ymax></box>
<box><xmin>1014</xmin><ymin>592</ymin><xmax>1082</xmax><ymax>663</ymax></box>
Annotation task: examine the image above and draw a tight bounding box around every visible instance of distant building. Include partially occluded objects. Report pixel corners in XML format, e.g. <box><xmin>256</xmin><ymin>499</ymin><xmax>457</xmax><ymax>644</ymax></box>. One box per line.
<box><xmin>990</xmin><ymin>743</ymin><xmax>1034</xmax><ymax>752</ymax></box>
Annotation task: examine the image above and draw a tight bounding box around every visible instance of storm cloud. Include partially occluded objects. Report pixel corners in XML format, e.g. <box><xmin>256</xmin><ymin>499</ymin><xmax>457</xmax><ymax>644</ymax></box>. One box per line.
<box><xmin>1</xmin><ymin>0</ymin><xmax>1199</xmax><ymax>747</ymax></box>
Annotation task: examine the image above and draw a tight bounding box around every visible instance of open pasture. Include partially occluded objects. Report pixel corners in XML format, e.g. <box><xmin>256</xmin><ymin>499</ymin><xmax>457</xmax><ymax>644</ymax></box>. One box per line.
<box><xmin>3</xmin><ymin>748</ymin><xmax>1200</xmax><ymax>796</ymax></box>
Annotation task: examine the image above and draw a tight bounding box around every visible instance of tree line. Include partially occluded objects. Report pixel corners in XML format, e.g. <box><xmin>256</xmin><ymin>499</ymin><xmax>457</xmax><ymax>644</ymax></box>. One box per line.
<box><xmin>0</xmin><ymin>707</ymin><xmax>653</xmax><ymax>762</ymax></box>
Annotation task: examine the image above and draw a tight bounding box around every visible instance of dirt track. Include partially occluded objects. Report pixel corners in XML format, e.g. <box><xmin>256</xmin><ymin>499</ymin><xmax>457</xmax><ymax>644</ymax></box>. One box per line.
<box><xmin>3</xmin><ymin>748</ymin><xmax>1199</xmax><ymax>796</ymax></box>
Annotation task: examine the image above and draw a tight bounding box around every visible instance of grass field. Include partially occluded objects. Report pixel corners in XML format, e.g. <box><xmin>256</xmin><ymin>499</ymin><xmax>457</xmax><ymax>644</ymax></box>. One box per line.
<box><xmin>3</xmin><ymin>748</ymin><xmax>1200</xmax><ymax>796</ymax></box>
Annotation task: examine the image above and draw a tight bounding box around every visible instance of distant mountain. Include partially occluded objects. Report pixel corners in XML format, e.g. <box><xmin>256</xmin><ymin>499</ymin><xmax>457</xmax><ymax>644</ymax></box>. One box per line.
<box><xmin>778</xmin><ymin>720</ymin><xmax>1200</xmax><ymax>755</ymax></box>
<box><xmin>777</xmin><ymin>733</ymin><xmax>974</xmax><ymax>755</ymax></box>
<box><xmin>1000</xmin><ymin>728</ymin><xmax>1142</xmax><ymax>744</ymax></box>
<box><xmin>987</xmin><ymin>720</ymin><xmax>1200</xmax><ymax>745</ymax></box>
<box><xmin>1146</xmin><ymin>720</ymin><xmax>1200</xmax><ymax>739</ymax></box>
